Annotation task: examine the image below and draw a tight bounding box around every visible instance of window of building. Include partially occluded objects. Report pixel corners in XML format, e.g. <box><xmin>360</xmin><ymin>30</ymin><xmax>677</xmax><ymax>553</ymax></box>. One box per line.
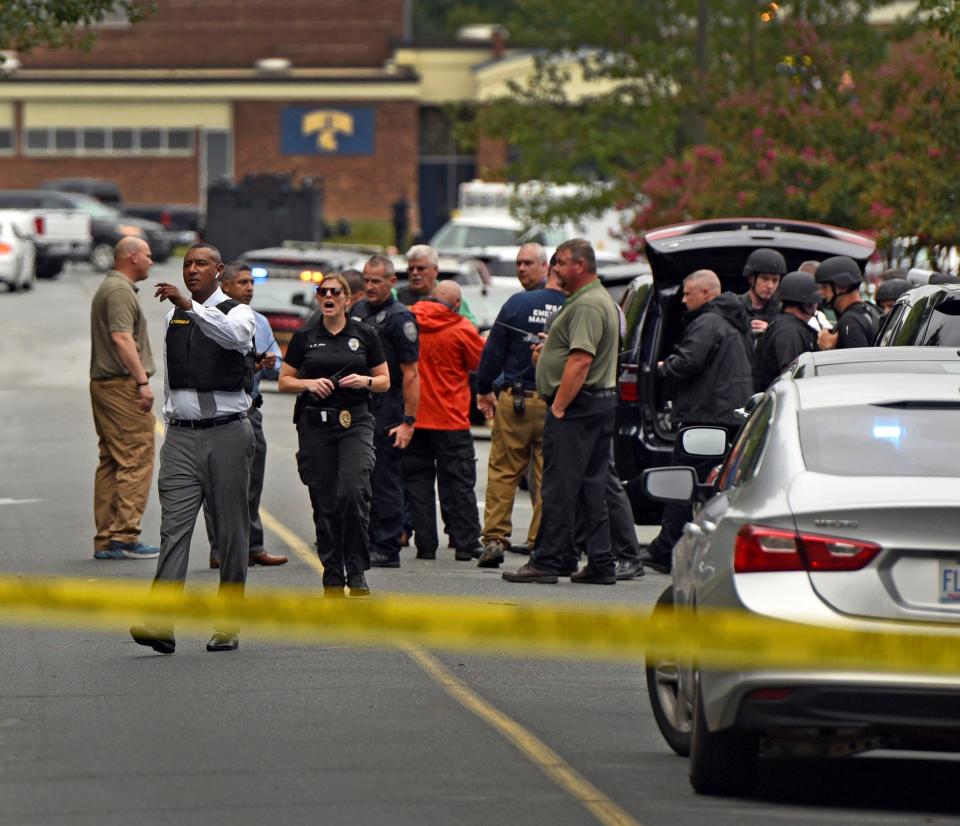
<box><xmin>0</xmin><ymin>129</ymin><xmax>13</xmax><ymax>153</ymax></box>
<box><xmin>22</xmin><ymin>126</ymin><xmax>194</xmax><ymax>156</ymax></box>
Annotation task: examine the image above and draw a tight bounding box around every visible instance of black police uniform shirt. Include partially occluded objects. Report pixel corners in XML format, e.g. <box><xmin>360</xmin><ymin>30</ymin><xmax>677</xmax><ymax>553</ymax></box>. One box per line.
<box><xmin>836</xmin><ymin>301</ymin><xmax>880</xmax><ymax>349</ymax></box>
<box><xmin>284</xmin><ymin>318</ymin><xmax>385</xmax><ymax>410</ymax></box>
<box><xmin>353</xmin><ymin>297</ymin><xmax>419</xmax><ymax>397</ymax></box>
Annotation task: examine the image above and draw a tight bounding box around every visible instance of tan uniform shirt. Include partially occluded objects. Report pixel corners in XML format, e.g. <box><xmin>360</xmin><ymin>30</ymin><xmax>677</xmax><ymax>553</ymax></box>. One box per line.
<box><xmin>90</xmin><ymin>270</ymin><xmax>155</xmax><ymax>380</ymax></box>
<box><xmin>535</xmin><ymin>278</ymin><xmax>618</xmax><ymax>398</ymax></box>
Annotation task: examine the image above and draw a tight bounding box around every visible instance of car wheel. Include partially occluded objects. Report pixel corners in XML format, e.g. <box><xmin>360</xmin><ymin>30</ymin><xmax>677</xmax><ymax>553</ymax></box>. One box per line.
<box><xmin>90</xmin><ymin>243</ymin><xmax>115</xmax><ymax>272</ymax></box>
<box><xmin>645</xmin><ymin>586</ymin><xmax>692</xmax><ymax>756</ymax></box>
<box><xmin>36</xmin><ymin>259</ymin><xmax>63</xmax><ymax>279</ymax></box>
<box><xmin>689</xmin><ymin>671</ymin><xmax>757</xmax><ymax>796</ymax></box>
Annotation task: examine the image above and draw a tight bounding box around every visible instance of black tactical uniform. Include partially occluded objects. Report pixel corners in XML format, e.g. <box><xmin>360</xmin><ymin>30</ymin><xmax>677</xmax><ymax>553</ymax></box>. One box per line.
<box><xmin>835</xmin><ymin>302</ymin><xmax>880</xmax><ymax>348</ymax></box>
<box><xmin>284</xmin><ymin>319</ymin><xmax>385</xmax><ymax>589</ymax></box>
<box><xmin>353</xmin><ymin>296</ymin><xmax>419</xmax><ymax>566</ymax></box>
<box><xmin>754</xmin><ymin>313</ymin><xmax>818</xmax><ymax>392</ymax></box>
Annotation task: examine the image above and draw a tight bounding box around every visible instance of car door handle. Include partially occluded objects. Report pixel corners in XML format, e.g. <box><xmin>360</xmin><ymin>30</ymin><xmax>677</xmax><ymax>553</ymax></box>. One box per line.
<box><xmin>701</xmin><ymin>520</ymin><xmax>717</xmax><ymax>534</ymax></box>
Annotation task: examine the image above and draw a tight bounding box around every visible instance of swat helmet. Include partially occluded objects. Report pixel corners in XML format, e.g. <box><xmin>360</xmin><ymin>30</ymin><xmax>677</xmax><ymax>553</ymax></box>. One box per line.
<box><xmin>875</xmin><ymin>278</ymin><xmax>911</xmax><ymax>305</ymax></box>
<box><xmin>743</xmin><ymin>248</ymin><xmax>787</xmax><ymax>279</ymax></box>
<box><xmin>814</xmin><ymin>255</ymin><xmax>862</xmax><ymax>289</ymax></box>
<box><xmin>777</xmin><ymin>271</ymin><xmax>821</xmax><ymax>305</ymax></box>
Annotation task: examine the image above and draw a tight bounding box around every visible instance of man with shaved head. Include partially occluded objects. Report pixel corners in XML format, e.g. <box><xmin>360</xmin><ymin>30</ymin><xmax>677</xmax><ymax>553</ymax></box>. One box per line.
<box><xmin>89</xmin><ymin>236</ymin><xmax>159</xmax><ymax>561</ymax></box>
<box><xmin>641</xmin><ymin>267</ymin><xmax>754</xmax><ymax>574</ymax></box>
<box><xmin>404</xmin><ymin>280</ymin><xmax>486</xmax><ymax>562</ymax></box>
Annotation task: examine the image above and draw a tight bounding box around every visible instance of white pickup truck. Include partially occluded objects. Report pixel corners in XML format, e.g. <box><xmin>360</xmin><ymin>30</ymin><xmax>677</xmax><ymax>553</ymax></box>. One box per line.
<box><xmin>0</xmin><ymin>190</ymin><xmax>92</xmax><ymax>278</ymax></box>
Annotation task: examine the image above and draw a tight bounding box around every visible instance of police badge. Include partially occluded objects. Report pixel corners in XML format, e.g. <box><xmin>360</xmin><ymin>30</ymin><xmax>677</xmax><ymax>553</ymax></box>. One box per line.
<box><xmin>375</xmin><ymin>311</ymin><xmax>387</xmax><ymax>323</ymax></box>
<box><xmin>338</xmin><ymin>409</ymin><xmax>352</xmax><ymax>428</ymax></box>
<box><xmin>348</xmin><ymin>337</ymin><xmax>360</xmax><ymax>351</ymax></box>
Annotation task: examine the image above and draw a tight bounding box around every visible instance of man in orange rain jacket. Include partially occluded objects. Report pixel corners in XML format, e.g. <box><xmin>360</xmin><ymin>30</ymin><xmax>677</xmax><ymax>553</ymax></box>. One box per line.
<box><xmin>404</xmin><ymin>280</ymin><xmax>485</xmax><ymax>563</ymax></box>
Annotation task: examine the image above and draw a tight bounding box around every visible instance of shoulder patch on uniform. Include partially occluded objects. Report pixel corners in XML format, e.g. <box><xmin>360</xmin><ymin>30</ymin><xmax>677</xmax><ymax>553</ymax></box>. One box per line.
<box><xmin>403</xmin><ymin>320</ymin><xmax>418</xmax><ymax>342</ymax></box>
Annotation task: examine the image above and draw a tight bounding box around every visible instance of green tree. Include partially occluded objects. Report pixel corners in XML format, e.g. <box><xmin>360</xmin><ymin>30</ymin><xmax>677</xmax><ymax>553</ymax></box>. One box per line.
<box><xmin>1</xmin><ymin>1</ymin><xmax>152</xmax><ymax>54</ymax></box>
<box><xmin>630</xmin><ymin>29</ymin><xmax>960</xmax><ymax>265</ymax></box>
<box><xmin>477</xmin><ymin>1</ymin><xmax>899</xmax><ymax>227</ymax></box>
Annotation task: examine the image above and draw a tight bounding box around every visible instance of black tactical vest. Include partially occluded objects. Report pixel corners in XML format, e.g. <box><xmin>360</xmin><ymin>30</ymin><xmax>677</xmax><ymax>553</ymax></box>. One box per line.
<box><xmin>166</xmin><ymin>299</ymin><xmax>254</xmax><ymax>392</ymax></box>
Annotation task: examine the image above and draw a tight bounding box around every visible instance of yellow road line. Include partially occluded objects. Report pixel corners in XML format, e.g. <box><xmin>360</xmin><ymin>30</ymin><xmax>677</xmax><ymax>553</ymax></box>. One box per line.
<box><xmin>403</xmin><ymin>644</ymin><xmax>641</xmax><ymax>826</ymax></box>
<box><xmin>258</xmin><ymin>483</ymin><xmax>640</xmax><ymax>826</ymax></box>
<box><xmin>260</xmin><ymin>509</ymin><xmax>324</xmax><ymax>576</ymax></box>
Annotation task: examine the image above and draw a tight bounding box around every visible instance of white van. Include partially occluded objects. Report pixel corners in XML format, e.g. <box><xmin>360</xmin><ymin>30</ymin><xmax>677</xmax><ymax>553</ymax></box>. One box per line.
<box><xmin>429</xmin><ymin>180</ymin><xmax>628</xmax><ymax>269</ymax></box>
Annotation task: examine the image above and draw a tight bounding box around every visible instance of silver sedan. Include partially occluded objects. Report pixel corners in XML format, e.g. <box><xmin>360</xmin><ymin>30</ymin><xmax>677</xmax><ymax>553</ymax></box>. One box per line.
<box><xmin>642</xmin><ymin>371</ymin><xmax>960</xmax><ymax>796</ymax></box>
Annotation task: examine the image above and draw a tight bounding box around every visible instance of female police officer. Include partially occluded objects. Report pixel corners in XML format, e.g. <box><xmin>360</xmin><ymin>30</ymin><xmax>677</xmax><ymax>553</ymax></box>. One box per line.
<box><xmin>279</xmin><ymin>274</ymin><xmax>389</xmax><ymax>596</ymax></box>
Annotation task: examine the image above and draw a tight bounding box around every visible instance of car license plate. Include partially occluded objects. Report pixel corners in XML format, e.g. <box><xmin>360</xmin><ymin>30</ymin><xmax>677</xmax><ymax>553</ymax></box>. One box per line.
<box><xmin>938</xmin><ymin>560</ymin><xmax>960</xmax><ymax>604</ymax></box>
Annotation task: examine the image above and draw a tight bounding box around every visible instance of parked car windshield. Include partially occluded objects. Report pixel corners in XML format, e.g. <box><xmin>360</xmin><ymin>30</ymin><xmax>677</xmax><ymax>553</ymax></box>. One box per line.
<box><xmin>799</xmin><ymin>403</ymin><xmax>960</xmax><ymax>476</ymax></box>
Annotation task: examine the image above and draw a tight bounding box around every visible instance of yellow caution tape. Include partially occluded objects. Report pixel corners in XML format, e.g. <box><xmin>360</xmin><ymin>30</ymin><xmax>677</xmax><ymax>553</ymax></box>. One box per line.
<box><xmin>0</xmin><ymin>574</ymin><xmax>958</xmax><ymax>674</ymax></box>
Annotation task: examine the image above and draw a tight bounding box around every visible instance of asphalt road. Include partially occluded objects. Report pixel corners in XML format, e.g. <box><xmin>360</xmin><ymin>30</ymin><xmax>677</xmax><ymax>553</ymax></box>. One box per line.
<box><xmin>0</xmin><ymin>259</ymin><xmax>957</xmax><ymax>826</ymax></box>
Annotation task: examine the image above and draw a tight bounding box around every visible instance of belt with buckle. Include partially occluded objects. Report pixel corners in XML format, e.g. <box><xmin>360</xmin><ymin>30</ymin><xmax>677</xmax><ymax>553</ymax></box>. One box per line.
<box><xmin>302</xmin><ymin>404</ymin><xmax>368</xmax><ymax>428</ymax></box>
<box><xmin>580</xmin><ymin>387</ymin><xmax>617</xmax><ymax>399</ymax></box>
<box><xmin>169</xmin><ymin>412</ymin><xmax>247</xmax><ymax>429</ymax></box>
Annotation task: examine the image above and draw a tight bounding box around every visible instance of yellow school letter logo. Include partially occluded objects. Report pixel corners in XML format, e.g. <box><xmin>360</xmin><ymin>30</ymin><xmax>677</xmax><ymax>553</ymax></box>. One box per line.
<box><xmin>301</xmin><ymin>110</ymin><xmax>354</xmax><ymax>152</ymax></box>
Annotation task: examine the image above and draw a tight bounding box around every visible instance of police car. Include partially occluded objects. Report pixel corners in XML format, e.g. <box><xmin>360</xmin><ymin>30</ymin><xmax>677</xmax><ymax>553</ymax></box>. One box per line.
<box><xmin>238</xmin><ymin>243</ymin><xmax>368</xmax><ymax>355</ymax></box>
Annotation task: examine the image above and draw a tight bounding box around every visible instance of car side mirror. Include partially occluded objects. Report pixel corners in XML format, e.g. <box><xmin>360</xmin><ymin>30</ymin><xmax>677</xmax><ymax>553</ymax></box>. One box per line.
<box><xmin>642</xmin><ymin>466</ymin><xmax>713</xmax><ymax>503</ymax></box>
<box><xmin>291</xmin><ymin>292</ymin><xmax>308</xmax><ymax>307</ymax></box>
<box><xmin>678</xmin><ymin>426</ymin><xmax>727</xmax><ymax>458</ymax></box>
<box><xmin>734</xmin><ymin>392</ymin><xmax>764</xmax><ymax>420</ymax></box>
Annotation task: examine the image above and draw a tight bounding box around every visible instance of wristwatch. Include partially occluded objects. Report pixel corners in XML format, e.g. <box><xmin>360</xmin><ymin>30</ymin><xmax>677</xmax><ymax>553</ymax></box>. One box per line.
<box><xmin>403</xmin><ymin>414</ymin><xmax>416</xmax><ymax>426</ymax></box>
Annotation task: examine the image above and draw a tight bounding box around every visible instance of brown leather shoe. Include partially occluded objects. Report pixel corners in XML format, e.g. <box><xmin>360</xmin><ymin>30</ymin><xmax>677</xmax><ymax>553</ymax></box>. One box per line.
<box><xmin>249</xmin><ymin>551</ymin><xmax>288</xmax><ymax>566</ymax></box>
<box><xmin>502</xmin><ymin>563</ymin><xmax>559</xmax><ymax>584</ymax></box>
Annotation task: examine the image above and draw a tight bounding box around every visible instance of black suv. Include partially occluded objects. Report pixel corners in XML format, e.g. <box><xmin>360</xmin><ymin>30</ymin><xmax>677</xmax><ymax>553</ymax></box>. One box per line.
<box><xmin>614</xmin><ymin>218</ymin><xmax>875</xmax><ymax>523</ymax></box>
<box><xmin>877</xmin><ymin>283</ymin><xmax>960</xmax><ymax>346</ymax></box>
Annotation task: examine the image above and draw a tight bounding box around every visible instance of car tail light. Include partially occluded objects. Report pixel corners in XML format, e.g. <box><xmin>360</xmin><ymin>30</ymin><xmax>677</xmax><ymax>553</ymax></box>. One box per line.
<box><xmin>160</xmin><ymin>210</ymin><xmax>172</xmax><ymax>228</ymax></box>
<box><xmin>748</xmin><ymin>687</ymin><xmax>793</xmax><ymax>701</ymax></box>
<box><xmin>619</xmin><ymin>363</ymin><xmax>639</xmax><ymax>402</ymax></box>
<box><xmin>264</xmin><ymin>314</ymin><xmax>304</xmax><ymax>332</ymax></box>
<box><xmin>734</xmin><ymin>525</ymin><xmax>881</xmax><ymax>573</ymax></box>
<box><xmin>34</xmin><ymin>216</ymin><xmax>45</xmax><ymax>235</ymax></box>
<box><xmin>0</xmin><ymin>242</ymin><xmax>11</xmax><ymax>254</ymax></box>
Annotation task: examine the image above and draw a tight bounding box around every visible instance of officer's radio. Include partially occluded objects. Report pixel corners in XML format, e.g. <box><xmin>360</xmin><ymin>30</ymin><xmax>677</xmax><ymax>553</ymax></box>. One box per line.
<box><xmin>512</xmin><ymin>376</ymin><xmax>526</xmax><ymax>415</ymax></box>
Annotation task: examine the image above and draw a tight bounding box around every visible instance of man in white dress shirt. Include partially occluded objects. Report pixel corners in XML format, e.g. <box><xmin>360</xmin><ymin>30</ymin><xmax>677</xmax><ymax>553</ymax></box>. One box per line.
<box><xmin>130</xmin><ymin>243</ymin><xmax>256</xmax><ymax>655</ymax></box>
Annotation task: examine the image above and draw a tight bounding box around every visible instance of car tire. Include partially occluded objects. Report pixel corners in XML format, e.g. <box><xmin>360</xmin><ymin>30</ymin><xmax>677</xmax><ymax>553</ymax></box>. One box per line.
<box><xmin>36</xmin><ymin>259</ymin><xmax>63</xmax><ymax>279</ymax></box>
<box><xmin>645</xmin><ymin>586</ymin><xmax>692</xmax><ymax>756</ymax></box>
<box><xmin>90</xmin><ymin>243</ymin><xmax>114</xmax><ymax>272</ymax></box>
<box><xmin>689</xmin><ymin>672</ymin><xmax>757</xmax><ymax>796</ymax></box>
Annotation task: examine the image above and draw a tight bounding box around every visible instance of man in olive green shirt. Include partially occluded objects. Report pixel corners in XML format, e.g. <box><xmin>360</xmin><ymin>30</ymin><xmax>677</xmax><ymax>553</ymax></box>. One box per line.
<box><xmin>89</xmin><ymin>237</ymin><xmax>159</xmax><ymax>560</ymax></box>
<box><xmin>504</xmin><ymin>238</ymin><xmax>621</xmax><ymax>585</ymax></box>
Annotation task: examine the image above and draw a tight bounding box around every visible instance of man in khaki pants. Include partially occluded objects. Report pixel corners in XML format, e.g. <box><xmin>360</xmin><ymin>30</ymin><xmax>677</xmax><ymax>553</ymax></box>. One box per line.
<box><xmin>475</xmin><ymin>244</ymin><xmax>565</xmax><ymax>568</ymax></box>
<box><xmin>89</xmin><ymin>237</ymin><xmax>159</xmax><ymax>559</ymax></box>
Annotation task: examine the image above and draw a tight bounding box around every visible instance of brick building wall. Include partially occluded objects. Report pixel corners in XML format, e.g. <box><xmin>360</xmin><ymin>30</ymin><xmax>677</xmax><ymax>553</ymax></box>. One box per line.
<box><xmin>233</xmin><ymin>100</ymin><xmax>419</xmax><ymax>223</ymax></box>
<box><xmin>0</xmin><ymin>154</ymin><xmax>198</xmax><ymax>204</ymax></box>
<box><xmin>24</xmin><ymin>0</ymin><xmax>406</xmax><ymax>69</ymax></box>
